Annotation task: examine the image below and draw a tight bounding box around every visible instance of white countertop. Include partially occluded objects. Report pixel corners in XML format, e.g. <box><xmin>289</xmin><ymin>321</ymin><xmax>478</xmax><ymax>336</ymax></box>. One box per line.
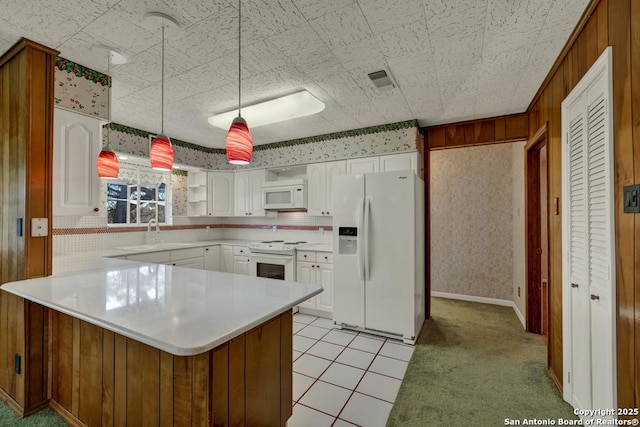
<box><xmin>2</xmin><ymin>261</ymin><xmax>322</xmax><ymax>356</ymax></box>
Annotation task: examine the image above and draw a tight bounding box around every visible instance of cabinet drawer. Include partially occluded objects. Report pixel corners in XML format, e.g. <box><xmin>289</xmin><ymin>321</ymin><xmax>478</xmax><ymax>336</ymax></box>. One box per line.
<box><xmin>170</xmin><ymin>247</ymin><xmax>204</xmax><ymax>261</ymax></box>
<box><xmin>316</xmin><ymin>252</ymin><xmax>333</xmax><ymax>264</ymax></box>
<box><xmin>233</xmin><ymin>246</ymin><xmax>249</xmax><ymax>256</ymax></box>
<box><xmin>297</xmin><ymin>251</ymin><xmax>316</xmax><ymax>262</ymax></box>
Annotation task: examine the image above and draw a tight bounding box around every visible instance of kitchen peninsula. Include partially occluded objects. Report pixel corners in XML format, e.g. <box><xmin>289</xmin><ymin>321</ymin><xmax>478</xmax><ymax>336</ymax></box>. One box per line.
<box><xmin>0</xmin><ymin>258</ymin><xmax>321</xmax><ymax>426</ymax></box>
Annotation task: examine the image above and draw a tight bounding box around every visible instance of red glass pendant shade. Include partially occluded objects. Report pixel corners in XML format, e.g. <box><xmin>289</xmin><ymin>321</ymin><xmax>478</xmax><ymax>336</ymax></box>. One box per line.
<box><xmin>150</xmin><ymin>134</ymin><xmax>174</xmax><ymax>170</ymax></box>
<box><xmin>96</xmin><ymin>148</ymin><xmax>119</xmax><ymax>179</ymax></box>
<box><xmin>226</xmin><ymin>117</ymin><xmax>253</xmax><ymax>165</ymax></box>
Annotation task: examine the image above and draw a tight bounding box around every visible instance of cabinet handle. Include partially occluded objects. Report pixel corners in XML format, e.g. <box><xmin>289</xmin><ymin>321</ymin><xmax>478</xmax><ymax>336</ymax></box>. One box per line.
<box><xmin>571</xmin><ymin>283</ymin><xmax>579</xmax><ymax>288</ymax></box>
<box><xmin>93</xmin><ymin>207</ymin><xmax>100</xmax><ymax>212</ymax></box>
<box><xmin>326</xmin><ymin>211</ymin><xmax>330</xmax><ymax>215</ymax></box>
<box><xmin>303</xmin><ymin>255</ymin><xmax>307</xmax><ymax>258</ymax></box>
<box><xmin>205</xmin><ymin>248</ymin><xmax>209</xmax><ymax>251</ymax></box>
<box><xmin>249</xmin><ymin>212</ymin><xmax>252</xmax><ymax>215</ymax></box>
<box><xmin>590</xmin><ymin>294</ymin><xmax>600</xmax><ymax>301</ymax></box>
<box><xmin>324</xmin><ymin>256</ymin><xmax>328</xmax><ymax>260</ymax></box>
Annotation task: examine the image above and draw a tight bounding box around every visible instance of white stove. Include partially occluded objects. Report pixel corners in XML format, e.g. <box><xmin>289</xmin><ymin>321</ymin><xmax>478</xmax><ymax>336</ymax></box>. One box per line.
<box><xmin>247</xmin><ymin>240</ymin><xmax>307</xmax><ymax>255</ymax></box>
<box><xmin>248</xmin><ymin>241</ymin><xmax>307</xmax><ymax>281</ymax></box>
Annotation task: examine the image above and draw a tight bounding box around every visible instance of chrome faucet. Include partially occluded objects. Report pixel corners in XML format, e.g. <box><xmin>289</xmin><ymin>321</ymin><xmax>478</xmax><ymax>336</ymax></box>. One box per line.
<box><xmin>146</xmin><ymin>219</ymin><xmax>160</xmax><ymax>244</ymax></box>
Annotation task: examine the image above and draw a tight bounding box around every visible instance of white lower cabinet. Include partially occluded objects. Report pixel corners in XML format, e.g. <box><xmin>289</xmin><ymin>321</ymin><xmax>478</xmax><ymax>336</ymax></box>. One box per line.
<box><xmin>126</xmin><ymin>251</ymin><xmax>171</xmax><ymax>264</ymax></box>
<box><xmin>171</xmin><ymin>257</ymin><xmax>204</xmax><ymax>269</ymax></box>
<box><xmin>203</xmin><ymin>246</ymin><xmax>221</xmax><ymax>271</ymax></box>
<box><xmin>296</xmin><ymin>250</ymin><xmax>333</xmax><ymax>317</ymax></box>
<box><xmin>220</xmin><ymin>245</ymin><xmax>234</xmax><ymax>272</ymax></box>
<box><xmin>169</xmin><ymin>248</ymin><xmax>204</xmax><ymax>268</ymax></box>
<box><xmin>232</xmin><ymin>245</ymin><xmax>250</xmax><ymax>275</ymax></box>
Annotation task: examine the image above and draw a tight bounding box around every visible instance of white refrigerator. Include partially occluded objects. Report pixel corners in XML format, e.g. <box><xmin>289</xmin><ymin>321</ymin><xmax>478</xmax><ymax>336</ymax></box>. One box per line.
<box><xmin>332</xmin><ymin>170</ymin><xmax>425</xmax><ymax>344</ymax></box>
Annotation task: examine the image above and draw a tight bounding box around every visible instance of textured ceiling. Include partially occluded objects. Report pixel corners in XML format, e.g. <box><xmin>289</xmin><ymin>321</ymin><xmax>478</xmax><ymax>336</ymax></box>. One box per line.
<box><xmin>0</xmin><ymin>0</ymin><xmax>590</xmax><ymax>148</ymax></box>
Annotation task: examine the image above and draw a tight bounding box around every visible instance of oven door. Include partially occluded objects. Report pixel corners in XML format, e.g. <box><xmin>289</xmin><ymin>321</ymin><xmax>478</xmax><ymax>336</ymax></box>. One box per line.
<box><xmin>250</xmin><ymin>253</ymin><xmax>295</xmax><ymax>281</ymax></box>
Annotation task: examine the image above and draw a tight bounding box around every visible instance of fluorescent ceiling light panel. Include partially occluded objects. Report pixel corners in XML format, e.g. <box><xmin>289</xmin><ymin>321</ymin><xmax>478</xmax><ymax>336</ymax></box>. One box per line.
<box><xmin>208</xmin><ymin>90</ymin><xmax>325</xmax><ymax>129</ymax></box>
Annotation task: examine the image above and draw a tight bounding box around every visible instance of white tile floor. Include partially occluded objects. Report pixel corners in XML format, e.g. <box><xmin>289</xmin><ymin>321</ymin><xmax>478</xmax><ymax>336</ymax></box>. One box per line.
<box><xmin>288</xmin><ymin>313</ymin><xmax>415</xmax><ymax>427</ymax></box>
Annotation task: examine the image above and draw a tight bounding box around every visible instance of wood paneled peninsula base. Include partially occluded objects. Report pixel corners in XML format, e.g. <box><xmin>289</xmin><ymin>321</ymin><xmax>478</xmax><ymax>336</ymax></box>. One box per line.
<box><xmin>0</xmin><ymin>261</ymin><xmax>321</xmax><ymax>426</ymax></box>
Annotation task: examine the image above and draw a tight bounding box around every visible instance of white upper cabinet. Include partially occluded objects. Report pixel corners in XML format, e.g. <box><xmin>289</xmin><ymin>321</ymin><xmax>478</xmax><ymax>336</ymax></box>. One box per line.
<box><xmin>346</xmin><ymin>157</ymin><xmax>379</xmax><ymax>175</ymax></box>
<box><xmin>207</xmin><ymin>172</ymin><xmax>234</xmax><ymax>216</ymax></box>
<box><xmin>234</xmin><ymin>169</ymin><xmax>266</xmax><ymax>216</ymax></box>
<box><xmin>307</xmin><ymin>160</ymin><xmax>346</xmax><ymax>216</ymax></box>
<box><xmin>380</xmin><ymin>152</ymin><xmax>420</xmax><ymax>174</ymax></box>
<box><xmin>53</xmin><ymin>108</ymin><xmax>102</xmax><ymax>216</ymax></box>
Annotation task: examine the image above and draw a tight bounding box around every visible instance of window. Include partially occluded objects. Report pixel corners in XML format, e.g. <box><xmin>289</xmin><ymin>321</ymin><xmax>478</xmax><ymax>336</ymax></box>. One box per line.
<box><xmin>106</xmin><ymin>162</ymin><xmax>171</xmax><ymax>225</ymax></box>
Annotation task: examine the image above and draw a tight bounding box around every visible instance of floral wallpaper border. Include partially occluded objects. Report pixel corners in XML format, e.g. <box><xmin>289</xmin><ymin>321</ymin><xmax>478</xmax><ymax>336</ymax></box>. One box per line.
<box><xmin>105</xmin><ymin>123</ymin><xmax>226</xmax><ymax>154</ymax></box>
<box><xmin>55</xmin><ymin>57</ymin><xmax>109</xmax><ymax>86</ymax></box>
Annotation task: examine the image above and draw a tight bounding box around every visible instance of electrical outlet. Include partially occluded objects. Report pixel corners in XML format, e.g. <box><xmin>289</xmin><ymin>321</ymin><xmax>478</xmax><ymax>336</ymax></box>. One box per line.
<box><xmin>623</xmin><ymin>184</ymin><xmax>640</xmax><ymax>213</ymax></box>
<box><xmin>14</xmin><ymin>353</ymin><xmax>21</xmax><ymax>374</ymax></box>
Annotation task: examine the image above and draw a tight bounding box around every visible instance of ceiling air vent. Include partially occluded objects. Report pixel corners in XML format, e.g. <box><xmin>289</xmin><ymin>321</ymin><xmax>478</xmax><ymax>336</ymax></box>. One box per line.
<box><xmin>367</xmin><ymin>69</ymin><xmax>396</xmax><ymax>90</ymax></box>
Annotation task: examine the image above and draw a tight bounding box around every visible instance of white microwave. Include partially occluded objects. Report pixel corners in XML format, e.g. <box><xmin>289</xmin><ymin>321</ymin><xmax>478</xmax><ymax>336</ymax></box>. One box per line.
<box><xmin>262</xmin><ymin>179</ymin><xmax>307</xmax><ymax>210</ymax></box>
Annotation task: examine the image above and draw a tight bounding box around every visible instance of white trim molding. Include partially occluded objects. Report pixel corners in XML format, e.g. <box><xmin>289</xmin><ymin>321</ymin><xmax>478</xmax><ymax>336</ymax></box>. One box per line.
<box><xmin>431</xmin><ymin>292</ymin><xmax>526</xmax><ymax>329</ymax></box>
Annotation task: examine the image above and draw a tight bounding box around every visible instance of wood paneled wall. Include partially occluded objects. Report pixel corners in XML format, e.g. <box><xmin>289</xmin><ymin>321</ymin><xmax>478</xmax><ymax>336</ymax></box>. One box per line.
<box><xmin>49</xmin><ymin>309</ymin><xmax>294</xmax><ymax>427</ymax></box>
<box><xmin>425</xmin><ymin>113</ymin><xmax>529</xmax><ymax>150</ymax></box>
<box><xmin>0</xmin><ymin>38</ymin><xmax>57</xmax><ymax>416</ymax></box>
<box><xmin>527</xmin><ymin>0</ymin><xmax>638</xmax><ymax>407</ymax></box>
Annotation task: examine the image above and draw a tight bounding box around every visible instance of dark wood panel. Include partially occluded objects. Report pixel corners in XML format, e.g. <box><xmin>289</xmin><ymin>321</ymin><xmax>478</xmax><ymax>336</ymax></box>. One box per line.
<box><xmin>229</xmin><ymin>337</ymin><xmax>245</xmax><ymax>427</ymax></box>
<box><xmin>425</xmin><ymin>113</ymin><xmax>529</xmax><ymax>150</ymax></box>
<box><xmin>213</xmin><ymin>343</ymin><xmax>229</xmax><ymax>426</ymax></box>
<box><xmin>245</xmin><ymin>316</ymin><xmax>282</xmax><ymax>426</ymax></box>
<box><xmin>173</xmin><ymin>356</ymin><xmax>193</xmax><ymax>425</ymax></box>
<box><xmin>192</xmin><ymin>352</ymin><xmax>210</xmax><ymax>426</ymax></box>
<box><xmin>597</xmin><ymin>0</ymin><xmax>609</xmax><ymax>53</ymax></box>
<box><xmin>102</xmin><ymin>330</ymin><xmax>114</xmax><ymax>427</ymax></box>
<box><xmin>609</xmin><ymin>0</ymin><xmax>636</xmax><ymax>410</ymax></box>
<box><xmin>159</xmin><ymin>352</ymin><xmax>174</xmax><ymax>427</ymax></box>
<box><xmin>280</xmin><ymin>310</ymin><xmax>293</xmax><ymax>426</ymax></box>
<box><xmin>78</xmin><ymin>322</ymin><xmax>103</xmax><ymax>427</ymax></box>
<box><xmin>584</xmin><ymin>12</ymin><xmax>599</xmax><ymax>66</ymax></box>
<box><xmin>113</xmin><ymin>334</ymin><xmax>126</xmax><ymax>427</ymax></box>
<box><xmin>631</xmin><ymin>0</ymin><xmax>640</xmax><ymax>409</ymax></box>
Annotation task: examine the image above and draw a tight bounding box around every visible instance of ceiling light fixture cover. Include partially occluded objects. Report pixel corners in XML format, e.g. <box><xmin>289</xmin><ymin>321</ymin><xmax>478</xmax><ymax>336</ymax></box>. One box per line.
<box><xmin>94</xmin><ymin>46</ymin><xmax>124</xmax><ymax>179</ymax></box>
<box><xmin>144</xmin><ymin>12</ymin><xmax>180</xmax><ymax>170</ymax></box>
<box><xmin>226</xmin><ymin>0</ymin><xmax>252</xmax><ymax>165</ymax></box>
<box><xmin>209</xmin><ymin>90</ymin><xmax>325</xmax><ymax>130</ymax></box>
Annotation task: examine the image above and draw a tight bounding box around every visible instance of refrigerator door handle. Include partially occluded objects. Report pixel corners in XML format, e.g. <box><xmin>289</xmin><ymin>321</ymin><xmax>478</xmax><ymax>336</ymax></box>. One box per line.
<box><xmin>364</xmin><ymin>197</ymin><xmax>371</xmax><ymax>281</ymax></box>
<box><xmin>357</xmin><ymin>197</ymin><xmax>365</xmax><ymax>281</ymax></box>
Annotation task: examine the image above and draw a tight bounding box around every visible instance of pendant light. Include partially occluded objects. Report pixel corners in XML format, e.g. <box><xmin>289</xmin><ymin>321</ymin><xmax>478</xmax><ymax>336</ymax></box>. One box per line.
<box><xmin>144</xmin><ymin>13</ymin><xmax>181</xmax><ymax>171</ymax></box>
<box><xmin>95</xmin><ymin>46</ymin><xmax>126</xmax><ymax>179</ymax></box>
<box><xmin>226</xmin><ymin>0</ymin><xmax>253</xmax><ymax>164</ymax></box>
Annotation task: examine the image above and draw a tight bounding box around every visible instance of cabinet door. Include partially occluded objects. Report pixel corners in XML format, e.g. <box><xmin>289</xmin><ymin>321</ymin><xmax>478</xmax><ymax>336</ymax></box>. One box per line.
<box><xmin>208</xmin><ymin>172</ymin><xmax>234</xmax><ymax>216</ymax></box>
<box><xmin>380</xmin><ymin>152</ymin><xmax>420</xmax><ymax>174</ymax></box>
<box><xmin>296</xmin><ymin>261</ymin><xmax>316</xmax><ymax>309</ymax></box>
<box><xmin>233</xmin><ymin>256</ymin><xmax>251</xmax><ymax>275</ymax></box>
<box><xmin>306</xmin><ymin>163</ymin><xmax>325</xmax><ymax>216</ymax></box>
<box><xmin>316</xmin><ymin>263</ymin><xmax>333</xmax><ymax>313</ymax></box>
<box><xmin>203</xmin><ymin>246</ymin><xmax>221</xmax><ymax>271</ymax></box>
<box><xmin>221</xmin><ymin>246</ymin><xmax>234</xmax><ymax>272</ymax></box>
<box><xmin>171</xmin><ymin>257</ymin><xmax>204</xmax><ymax>269</ymax></box>
<box><xmin>324</xmin><ymin>161</ymin><xmax>346</xmax><ymax>215</ymax></box>
<box><xmin>53</xmin><ymin>108</ymin><xmax>102</xmax><ymax>216</ymax></box>
<box><xmin>234</xmin><ymin>171</ymin><xmax>250</xmax><ymax>216</ymax></box>
<box><xmin>346</xmin><ymin>157</ymin><xmax>379</xmax><ymax>175</ymax></box>
<box><xmin>248</xmin><ymin>169</ymin><xmax>266</xmax><ymax>216</ymax></box>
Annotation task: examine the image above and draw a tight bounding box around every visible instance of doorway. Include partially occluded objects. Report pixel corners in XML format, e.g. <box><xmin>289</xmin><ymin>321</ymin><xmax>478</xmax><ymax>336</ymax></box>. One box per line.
<box><xmin>525</xmin><ymin>123</ymin><xmax>549</xmax><ymax>341</ymax></box>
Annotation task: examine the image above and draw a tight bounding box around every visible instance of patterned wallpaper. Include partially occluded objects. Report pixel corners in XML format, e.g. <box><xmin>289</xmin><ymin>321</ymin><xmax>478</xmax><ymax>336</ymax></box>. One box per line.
<box><xmin>430</xmin><ymin>144</ymin><xmax>514</xmax><ymax>301</ymax></box>
<box><xmin>54</xmin><ymin>57</ymin><xmax>109</xmax><ymax>119</ymax></box>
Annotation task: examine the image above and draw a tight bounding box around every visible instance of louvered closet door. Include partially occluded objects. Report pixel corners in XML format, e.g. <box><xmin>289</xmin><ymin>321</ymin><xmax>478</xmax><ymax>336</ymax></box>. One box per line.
<box><xmin>562</xmin><ymin>47</ymin><xmax>615</xmax><ymax>413</ymax></box>
<box><xmin>585</xmin><ymin>72</ymin><xmax>615</xmax><ymax>411</ymax></box>
<box><xmin>566</xmin><ymin>96</ymin><xmax>591</xmax><ymax>411</ymax></box>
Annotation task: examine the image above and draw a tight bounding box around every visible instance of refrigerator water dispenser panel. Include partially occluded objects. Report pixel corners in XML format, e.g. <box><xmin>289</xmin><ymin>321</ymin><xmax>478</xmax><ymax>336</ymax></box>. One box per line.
<box><xmin>338</xmin><ymin>227</ymin><xmax>358</xmax><ymax>255</ymax></box>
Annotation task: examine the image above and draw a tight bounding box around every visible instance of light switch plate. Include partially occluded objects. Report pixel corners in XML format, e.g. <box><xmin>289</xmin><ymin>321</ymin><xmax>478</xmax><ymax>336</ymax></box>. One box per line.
<box><xmin>31</xmin><ymin>218</ymin><xmax>48</xmax><ymax>237</ymax></box>
<box><xmin>623</xmin><ymin>184</ymin><xmax>640</xmax><ymax>213</ymax></box>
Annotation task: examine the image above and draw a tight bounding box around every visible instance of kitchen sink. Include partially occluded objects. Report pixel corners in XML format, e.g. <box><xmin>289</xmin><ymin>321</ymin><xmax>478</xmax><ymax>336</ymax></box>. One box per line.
<box><xmin>116</xmin><ymin>242</ymin><xmax>195</xmax><ymax>251</ymax></box>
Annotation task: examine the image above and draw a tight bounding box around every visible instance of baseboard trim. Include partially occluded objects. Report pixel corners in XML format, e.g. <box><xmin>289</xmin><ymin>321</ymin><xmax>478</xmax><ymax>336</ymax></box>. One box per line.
<box><xmin>431</xmin><ymin>292</ymin><xmax>526</xmax><ymax>329</ymax></box>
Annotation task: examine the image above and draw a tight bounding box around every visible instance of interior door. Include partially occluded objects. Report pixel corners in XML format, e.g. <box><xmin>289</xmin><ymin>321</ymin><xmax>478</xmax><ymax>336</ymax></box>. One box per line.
<box><xmin>566</xmin><ymin>97</ymin><xmax>592</xmax><ymax>411</ymax></box>
<box><xmin>540</xmin><ymin>144</ymin><xmax>549</xmax><ymax>345</ymax></box>
<box><xmin>363</xmin><ymin>171</ymin><xmax>414</xmax><ymax>337</ymax></box>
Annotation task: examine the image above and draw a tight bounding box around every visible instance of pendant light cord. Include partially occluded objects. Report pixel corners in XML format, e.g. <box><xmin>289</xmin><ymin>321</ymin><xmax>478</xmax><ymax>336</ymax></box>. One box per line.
<box><xmin>107</xmin><ymin>51</ymin><xmax>111</xmax><ymax>148</ymax></box>
<box><xmin>238</xmin><ymin>0</ymin><xmax>242</xmax><ymax>118</ymax></box>
<box><xmin>161</xmin><ymin>23</ymin><xmax>165</xmax><ymax>134</ymax></box>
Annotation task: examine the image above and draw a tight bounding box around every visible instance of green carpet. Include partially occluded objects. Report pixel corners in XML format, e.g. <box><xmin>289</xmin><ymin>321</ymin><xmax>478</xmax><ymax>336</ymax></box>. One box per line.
<box><xmin>0</xmin><ymin>403</ymin><xmax>66</xmax><ymax>426</ymax></box>
<box><xmin>387</xmin><ymin>297</ymin><xmax>577</xmax><ymax>427</ymax></box>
